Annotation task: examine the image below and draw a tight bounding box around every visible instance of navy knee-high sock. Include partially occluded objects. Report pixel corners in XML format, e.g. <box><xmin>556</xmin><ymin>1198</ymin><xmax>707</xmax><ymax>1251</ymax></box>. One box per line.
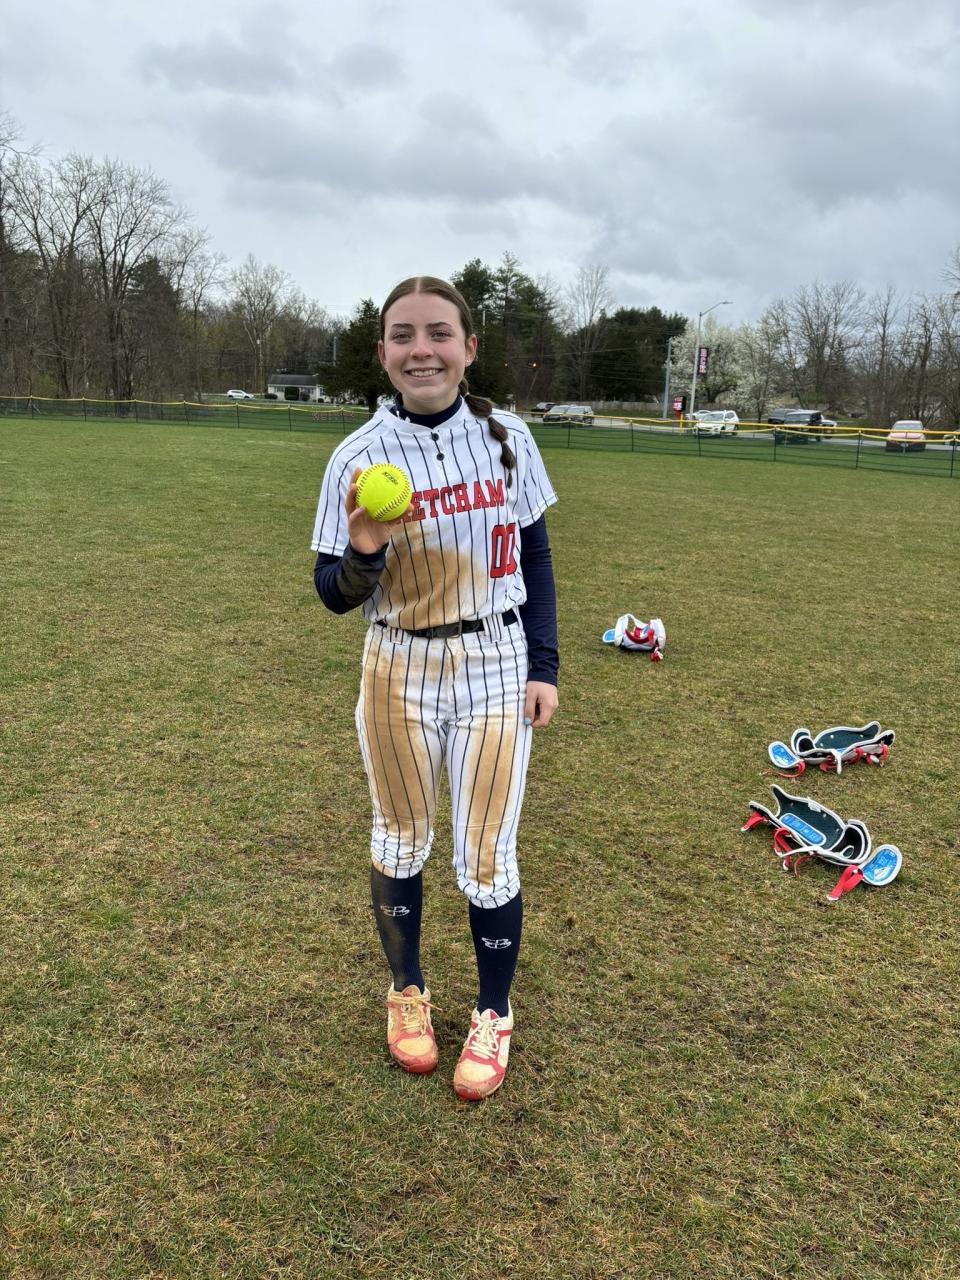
<box><xmin>370</xmin><ymin>867</ymin><xmax>424</xmax><ymax>992</ymax></box>
<box><xmin>469</xmin><ymin>893</ymin><xmax>522</xmax><ymax>1018</ymax></box>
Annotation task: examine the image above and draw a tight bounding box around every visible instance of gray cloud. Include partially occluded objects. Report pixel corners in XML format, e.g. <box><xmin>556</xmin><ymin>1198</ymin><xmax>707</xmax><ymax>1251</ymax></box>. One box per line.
<box><xmin>490</xmin><ymin>0</ymin><xmax>590</xmax><ymax>42</ymax></box>
<box><xmin>3</xmin><ymin>0</ymin><xmax>958</xmax><ymax>322</ymax></box>
<box><xmin>191</xmin><ymin>96</ymin><xmax>567</xmax><ymax>209</ymax></box>
<box><xmin>141</xmin><ymin>33</ymin><xmax>304</xmax><ymax>96</ymax></box>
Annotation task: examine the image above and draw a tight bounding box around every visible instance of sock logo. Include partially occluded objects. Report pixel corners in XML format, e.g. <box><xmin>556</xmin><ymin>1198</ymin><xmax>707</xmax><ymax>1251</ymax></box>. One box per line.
<box><xmin>380</xmin><ymin>905</ymin><xmax>410</xmax><ymax>917</ymax></box>
<box><xmin>481</xmin><ymin>936</ymin><xmax>512</xmax><ymax>949</ymax></box>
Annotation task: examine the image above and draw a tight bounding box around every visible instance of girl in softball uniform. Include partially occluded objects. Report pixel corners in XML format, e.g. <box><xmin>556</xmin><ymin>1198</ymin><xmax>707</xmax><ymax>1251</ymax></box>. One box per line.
<box><xmin>311</xmin><ymin>276</ymin><xmax>559</xmax><ymax>1100</ymax></box>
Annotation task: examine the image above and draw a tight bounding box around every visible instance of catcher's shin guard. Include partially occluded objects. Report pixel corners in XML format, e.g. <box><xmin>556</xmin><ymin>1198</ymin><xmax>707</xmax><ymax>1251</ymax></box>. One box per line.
<box><xmin>767</xmin><ymin>722</ymin><xmax>895</xmax><ymax>776</ymax></box>
<box><xmin>741</xmin><ymin>785</ymin><xmax>902</xmax><ymax>900</ymax></box>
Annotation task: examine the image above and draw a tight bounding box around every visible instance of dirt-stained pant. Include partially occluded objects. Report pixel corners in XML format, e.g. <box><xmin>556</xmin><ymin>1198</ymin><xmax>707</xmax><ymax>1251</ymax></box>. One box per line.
<box><xmin>355</xmin><ymin>615</ymin><xmax>531</xmax><ymax>908</ymax></box>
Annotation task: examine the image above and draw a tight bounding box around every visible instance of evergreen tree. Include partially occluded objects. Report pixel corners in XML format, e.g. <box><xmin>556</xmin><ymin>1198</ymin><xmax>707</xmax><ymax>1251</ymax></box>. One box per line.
<box><xmin>324</xmin><ymin>299</ymin><xmax>387</xmax><ymax>413</ymax></box>
<box><xmin>590</xmin><ymin>306</ymin><xmax>687</xmax><ymax>401</ymax></box>
<box><xmin>452</xmin><ymin>258</ymin><xmax>510</xmax><ymax>403</ymax></box>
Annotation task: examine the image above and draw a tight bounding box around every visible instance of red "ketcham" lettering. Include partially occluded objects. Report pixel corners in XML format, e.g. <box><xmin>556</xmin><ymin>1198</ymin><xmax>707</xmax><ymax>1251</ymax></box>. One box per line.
<box><xmin>403</xmin><ymin>479</ymin><xmax>505</xmax><ymax>524</ymax></box>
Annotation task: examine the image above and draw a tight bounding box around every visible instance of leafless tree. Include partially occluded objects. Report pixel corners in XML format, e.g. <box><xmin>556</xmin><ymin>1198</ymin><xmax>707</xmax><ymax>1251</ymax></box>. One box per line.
<box><xmin>930</xmin><ymin>292</ymin><xmax>960</xmax><ymax>427</ymax></box>
<box><xmin>273</xmin><ymin>289</ymin><xmax>334</xmax><ymax>378</ymax></box>
<box><xmin>5</xmin><ymin>153</ymin><xmax>99</xmax><ymax>396</ymax></box>
<box><xmin>857</xmin><ymin>286</ymin><xmax>905</xmax><ymax>425</ymax></box>
<box><xmin>228</xmin><ymin>254</ymin><xmax>293</xmax><ymax>392</ymax></box>
<box><xmin>898</xmin><ymin>296</ymin><xmax>939</xmax><ymax>422</ymax></box>
<box><xmin>768</xmin><ymin>281</ymin><xmax>864</xmax><ymax>410</ymax></box>
<box><xmin>172</xmin><ymin>237</ymin><xmax>225</xmax><ymax>398</ymax></box>
<box><xmin>83</xmin><ymin>157</ymin><xmax>193</xmax><ymax>398</ymax></box>
<box><xmin>564</xmin><ymin>264</ymin><xmax>612</xmax><ymax>399</ymax></box>
<box><xmin>0</xmin><ymin>114</ymin><xmax>44</xmax><ymax>393</ymax></box>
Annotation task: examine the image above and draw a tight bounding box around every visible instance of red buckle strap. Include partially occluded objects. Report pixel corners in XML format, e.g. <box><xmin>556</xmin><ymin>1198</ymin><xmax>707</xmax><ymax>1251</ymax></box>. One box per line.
<box><xmin>772</xmin><ymin>827</ymin><xmax>795</xmax><ymax>855</ymax></box>
<box><xmin>825</xmin><ymin>866</ymin><xmax>864</xmax><ymax>902</ymax></box>
<box><xmin>784</xmin><ymin>853</ymin><xmax>812</xmax><ymax>876</ymax></box>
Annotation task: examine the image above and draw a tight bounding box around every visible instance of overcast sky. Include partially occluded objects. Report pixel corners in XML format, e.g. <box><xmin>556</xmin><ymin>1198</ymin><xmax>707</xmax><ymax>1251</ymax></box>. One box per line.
<box><xmin>3</xmin><ymin>0</ymin><xmax>958</xmax><ymax>323</ymax></box>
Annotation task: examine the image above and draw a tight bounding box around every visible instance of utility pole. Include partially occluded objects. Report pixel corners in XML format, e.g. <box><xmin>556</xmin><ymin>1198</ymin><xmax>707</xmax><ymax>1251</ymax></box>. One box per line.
<box><xmin>661</xmin><ymin>335</ymin><xmax>673</xmax><ymax>419</ymax></box>
<box><xmin>688</xmin><ymin>299</ymin><xmax>731</xmax><ymax>420</ymax></box>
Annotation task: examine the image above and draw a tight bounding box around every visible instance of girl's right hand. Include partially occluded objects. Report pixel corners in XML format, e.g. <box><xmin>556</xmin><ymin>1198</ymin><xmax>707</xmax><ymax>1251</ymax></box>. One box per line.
<box><xmin>346</xmin><ymin>468</ymin><xmax>405</xmax><ymax>554</ymax></box>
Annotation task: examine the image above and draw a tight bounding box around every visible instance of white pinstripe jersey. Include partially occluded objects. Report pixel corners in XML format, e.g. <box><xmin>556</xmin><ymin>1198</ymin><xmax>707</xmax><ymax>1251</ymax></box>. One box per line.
<box><xmin>311</xmin><ymin>403</ymin><xmax>557</xmax><ymax>632</ymax></box>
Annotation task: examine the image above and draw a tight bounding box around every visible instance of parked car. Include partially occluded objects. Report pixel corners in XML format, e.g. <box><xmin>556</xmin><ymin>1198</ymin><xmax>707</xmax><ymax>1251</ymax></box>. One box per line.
<box><xmin>767</xmin><ymin>408</ymin><xmax>836</xmax><ymax>443</ymax></box>
<box><xmin>885</xmin><ymin>420</ymin><xmax>926</xmax><ymax>452</ymax></box>
<box><xmin>693</xmin><ymin>409</ymin><xmax>739</xmax><ymax>436</ymax></box>
<box><xmin>226</xmin><ymin>389</ymin><xmax>255</xmax><ymax>400</ymax></box>
<box><xmin>533</xmin><ymin>401</ymin><xmax>555</xmax><ymax>415</ymax></box>
<box><xmin>543</xmin><ymin>403</ymin><xmax>594</xmax><ymax>425</ymax></box>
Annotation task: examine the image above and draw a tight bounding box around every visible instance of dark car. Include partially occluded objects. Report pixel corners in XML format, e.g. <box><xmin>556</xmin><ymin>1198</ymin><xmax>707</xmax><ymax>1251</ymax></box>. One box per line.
<box><xmin>533</xmin><ymin>401</ymin><xmax>555</xmax><ymax>415</ymax></box>
<box><xmin>543</xmin><ymin>403</ymin><xmax>595</xmax><ymax>425</ymax></box>
<box><xmin>767</xmin><ymin>408</ymin><xmax>836</xmax><ymax>443</ymax></box>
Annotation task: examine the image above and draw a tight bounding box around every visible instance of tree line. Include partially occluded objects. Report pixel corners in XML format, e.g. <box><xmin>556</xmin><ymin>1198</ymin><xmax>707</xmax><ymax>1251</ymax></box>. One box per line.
<box><xmin>2</xmin><ymin>113</ymin><xmax>958</xmax><ymax>425</ymax></box>
<box><xmin>324</xmin><ymin>257</ymin><xmax>686</xmax><ymax>413</ymax></box>
<box><xmin>670</xmin><ymin>272</ymin><xmax>960</xmax><ymax>427</ymax></box>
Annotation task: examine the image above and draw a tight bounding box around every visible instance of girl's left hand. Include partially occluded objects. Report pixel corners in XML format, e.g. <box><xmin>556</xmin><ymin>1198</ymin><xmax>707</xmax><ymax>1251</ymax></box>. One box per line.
<box><xmin>524</xmin><ymin>681</ymin><xmax>558</xmax><ymax>729</ymax></box>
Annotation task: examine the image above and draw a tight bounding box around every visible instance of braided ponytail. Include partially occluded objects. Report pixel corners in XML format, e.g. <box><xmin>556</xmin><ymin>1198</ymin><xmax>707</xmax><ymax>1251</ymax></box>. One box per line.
<box><xmin>461</xmin><ymin>378</ymin><xmax>516</xmax><ymax>488</ymax></box>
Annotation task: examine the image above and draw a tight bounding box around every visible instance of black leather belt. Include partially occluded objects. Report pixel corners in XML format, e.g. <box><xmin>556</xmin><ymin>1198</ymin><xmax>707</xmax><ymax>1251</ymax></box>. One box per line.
<box><xmin>377</xmin><ymin>609</ymin><xmax>517</xmax><ymax>640</ymax></box>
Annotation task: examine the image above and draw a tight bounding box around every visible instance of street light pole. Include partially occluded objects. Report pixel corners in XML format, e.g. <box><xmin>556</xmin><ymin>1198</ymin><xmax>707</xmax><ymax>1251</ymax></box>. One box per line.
<box><xmin>661</xmin><ymin>335</ymin><xmax>673</xmax><ymax>419</ymax></box>
<box><xmin>688</xmin><ymin>299</ymin><xmax>731</xmax><ymax>421</ymax></box>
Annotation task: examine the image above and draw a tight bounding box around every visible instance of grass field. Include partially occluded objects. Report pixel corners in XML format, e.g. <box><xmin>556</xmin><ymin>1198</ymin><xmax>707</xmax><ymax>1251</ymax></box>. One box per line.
<box><xmin>1</xmin><ymin>416</ymin><xmax>958</xmax><ymax>1279</ymax></box>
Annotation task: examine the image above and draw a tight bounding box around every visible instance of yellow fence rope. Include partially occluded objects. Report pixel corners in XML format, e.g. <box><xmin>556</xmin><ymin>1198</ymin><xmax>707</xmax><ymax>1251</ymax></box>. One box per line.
<box><xmin>2</xmin><ymin>397</ymin><xmax>956</xmax><ymax>443</ymax></box>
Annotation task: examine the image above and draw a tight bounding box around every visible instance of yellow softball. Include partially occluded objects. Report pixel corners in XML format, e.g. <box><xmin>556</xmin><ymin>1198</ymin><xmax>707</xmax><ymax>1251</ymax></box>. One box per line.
<box><xmin>355</xmin><ymin>463</ymin><xmax>413</xmax><ymax>522</ymax></box>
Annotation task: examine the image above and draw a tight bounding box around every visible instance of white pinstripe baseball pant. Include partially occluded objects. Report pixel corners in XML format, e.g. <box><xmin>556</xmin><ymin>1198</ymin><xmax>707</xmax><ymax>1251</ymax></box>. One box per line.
<box><xmin>355</xmin><ymin>614</ymin><xmax>532</xmax><ymax>908</ymax></box>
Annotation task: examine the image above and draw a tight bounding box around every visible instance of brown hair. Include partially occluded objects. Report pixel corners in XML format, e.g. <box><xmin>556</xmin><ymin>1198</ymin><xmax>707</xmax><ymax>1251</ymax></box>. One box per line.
<box><xmin>379</xmin><ymin>276</ymin><xmax>516</xmax><ymax>486</ymax></box>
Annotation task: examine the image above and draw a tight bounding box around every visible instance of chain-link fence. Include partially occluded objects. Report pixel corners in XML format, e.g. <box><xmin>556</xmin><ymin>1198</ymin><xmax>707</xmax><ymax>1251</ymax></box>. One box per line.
<box><xmin>527</xmin><ymin>417</ymin><xmax>960</xmax><ymax>479</ymax></box>
<box><xmin>2</xmin><ymin>397</ymin><xmax>957</xmax><ymax>479</ymax></box>
<box><xmin>0</xmin><ymin>395</ymin><xmax>369</xmax><ymax>434</ymax></box>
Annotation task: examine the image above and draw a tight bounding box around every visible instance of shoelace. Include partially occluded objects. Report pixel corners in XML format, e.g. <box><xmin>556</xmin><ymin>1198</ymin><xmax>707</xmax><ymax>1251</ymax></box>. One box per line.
<box><xmin>393</xmin><ymin>993</ymin><xmax>435</xmax><ymax>1035</ymax></box>
<box><xmin>465</xmin><ymin>1016</ymin><xmax>503</xmax><ymax>1060</ymax></box>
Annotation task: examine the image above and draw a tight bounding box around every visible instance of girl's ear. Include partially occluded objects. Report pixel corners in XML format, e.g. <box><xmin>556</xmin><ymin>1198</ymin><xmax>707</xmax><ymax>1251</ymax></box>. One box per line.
<box><xmin>465</xmin><ymin>334</ymin><xmax>478</xmax><ymax>367</ymax></box>
<box><xmin>377</xmin><ymin>339</ymin><xmax>387</xmax><ymax>370</ymax></box>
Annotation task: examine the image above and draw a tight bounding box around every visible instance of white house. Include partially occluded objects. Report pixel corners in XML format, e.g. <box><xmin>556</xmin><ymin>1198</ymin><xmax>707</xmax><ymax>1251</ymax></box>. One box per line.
<box><xmin>266</xmin><ymin>373</ymin><xmax>330</xmax><ymax>403</ymax></box>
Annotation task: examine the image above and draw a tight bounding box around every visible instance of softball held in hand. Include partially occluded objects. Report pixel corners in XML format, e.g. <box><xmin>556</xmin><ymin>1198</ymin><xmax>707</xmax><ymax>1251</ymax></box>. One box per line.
<box><xmin>355</xmin><ymin>463</ymin><xmax>413</xmax><ymax>522</ymax></box>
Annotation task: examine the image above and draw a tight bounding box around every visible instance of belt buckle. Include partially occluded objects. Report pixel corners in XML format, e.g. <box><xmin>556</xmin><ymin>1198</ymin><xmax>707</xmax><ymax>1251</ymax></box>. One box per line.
<box><xmin>419</xmin><ymin>618</ymin><xmax>467</xmax><ymax>640</ymax></box>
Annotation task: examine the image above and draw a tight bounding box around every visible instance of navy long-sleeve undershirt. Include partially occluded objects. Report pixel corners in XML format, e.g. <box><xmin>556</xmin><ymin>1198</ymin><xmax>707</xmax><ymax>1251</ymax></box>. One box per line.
<box><xmin>313</xmin><ymin>514</ymin><xmax>559</xmax><ymax>686</ymax></box>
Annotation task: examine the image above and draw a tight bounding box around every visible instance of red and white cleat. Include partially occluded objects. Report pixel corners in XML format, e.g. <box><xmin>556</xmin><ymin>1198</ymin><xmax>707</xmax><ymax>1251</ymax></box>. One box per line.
<box><xmin>386</xmin><ymin>985</ymin><xmax>439</xmax><ymax>1074</ymax></box>
<box><xmin>453</xmin><ymin>1005</ymin><xmax>514</xmax><ymax>1100</ymax></box>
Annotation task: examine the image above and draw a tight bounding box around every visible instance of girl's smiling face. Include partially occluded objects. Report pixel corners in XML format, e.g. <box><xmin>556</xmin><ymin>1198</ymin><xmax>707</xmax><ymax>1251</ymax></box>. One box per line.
<box><xmin>378</xmin><ymin>291</ymin><xmax>477</xmax><ymax>415</ymax></box>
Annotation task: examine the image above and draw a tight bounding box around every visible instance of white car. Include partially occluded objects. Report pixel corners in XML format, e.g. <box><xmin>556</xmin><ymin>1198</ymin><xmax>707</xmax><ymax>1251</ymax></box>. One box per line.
<box><xmin>226</xmin><ymin>389</ymin><xmax>255</xmax><ymax>400</ymax></box>
<box><xmin>693</xmin><ymin>409</ymin><xmax>739</xmax><ymax>435</ymax></box>
<box><xmin>543</xmin><ymin>403</ymin><xmax>594</xmax><ymax>425</ymax></box>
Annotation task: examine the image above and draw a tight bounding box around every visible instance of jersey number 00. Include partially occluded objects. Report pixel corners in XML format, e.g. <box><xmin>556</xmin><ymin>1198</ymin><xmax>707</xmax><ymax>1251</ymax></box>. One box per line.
<box><xmin>490</xmin><ymin>523</ymin><xmax>518</xmax><ymax>579</ymax></box>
